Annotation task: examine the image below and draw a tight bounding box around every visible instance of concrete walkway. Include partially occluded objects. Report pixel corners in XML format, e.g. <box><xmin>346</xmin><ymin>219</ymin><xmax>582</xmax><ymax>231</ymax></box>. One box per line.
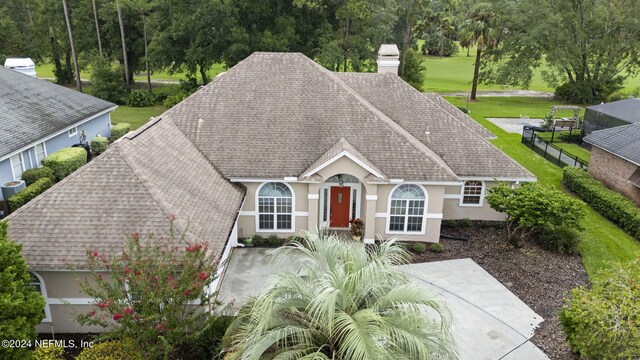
<box><xmin>217</xmin><ymin>249</ymin><xmax>548</xmax><ymax>359</ymax></box>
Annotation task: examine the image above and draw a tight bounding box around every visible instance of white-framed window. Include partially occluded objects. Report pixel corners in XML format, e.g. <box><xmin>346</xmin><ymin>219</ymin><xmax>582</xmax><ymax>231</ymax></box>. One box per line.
<box><xmin>387</xmin><ymin>184</ymin><xmax>427</xmax><ymax>234</ymax></box>
<box><xmin>29</xmin><ymin>272</ymin><xmax>52</xmax><ymax>322</ymax></box>
<box><xmin>34</xmin><ymin>142</ymin><xmax>47</xmax><ymax>165</ymax></box>
<box><xmin>68</xmin><ymin>126</ymin><xmax>78</xmax><ymax>137</ymax></box>
<box><xmin>257</xmin><ymin>182</ymin><xmax>294</xmax><ymax>232</ymax></box>
<box><xmin>460</xmin><ymin>180</ymin><xmax>484</xmax><ymax>206</ymax></box>
<box><xmin>9</xmin><ymin>153</ymin><xmax>25</xmax><ymax>179</ymax></box>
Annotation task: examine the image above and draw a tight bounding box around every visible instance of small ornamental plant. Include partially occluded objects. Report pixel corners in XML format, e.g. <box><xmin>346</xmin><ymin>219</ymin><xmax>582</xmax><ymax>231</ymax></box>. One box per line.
<box><xmin>74</xmin><ymin>223</ymin><xmax>219</xmax><ymax>359</ymax></box>
<box><xmin>349</xmin><ymin>218</ymin><xmax>364</xmax><ymax>238</ymax></box>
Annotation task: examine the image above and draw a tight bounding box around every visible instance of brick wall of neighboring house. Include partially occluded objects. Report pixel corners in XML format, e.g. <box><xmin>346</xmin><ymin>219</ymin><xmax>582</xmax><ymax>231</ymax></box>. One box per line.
<box><xmin>588</xmin><ymin>146</ymin><xmax>640</xmax><ymax>206</ymax></box>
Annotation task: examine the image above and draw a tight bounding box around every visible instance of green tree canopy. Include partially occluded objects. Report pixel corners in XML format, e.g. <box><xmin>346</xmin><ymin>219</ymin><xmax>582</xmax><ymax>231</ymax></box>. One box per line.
<box><xmin>0</xmin><ymin>222</ymin><xmax>46</xmax><ymax>360</ymax></box>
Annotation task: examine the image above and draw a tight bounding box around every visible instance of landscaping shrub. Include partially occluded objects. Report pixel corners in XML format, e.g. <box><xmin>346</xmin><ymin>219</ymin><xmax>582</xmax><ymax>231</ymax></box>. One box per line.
<box><xmin>33</xmin><ymin>343</ymin><xmax>65</xmax><ymax>360</ymax></box>
<box><xmin>90</xmin><ymin>136</ymin><xmax>108</xmax><ymax>156</ymax></box>
<box><xmin>177</xmin><ymin>315</ymin><xmax>235</xmax><ymax>359</ymax></box>
<box><xmin>412</xmin><ymin>242</ymin><xmax>427</xmax><ymax>253</ymax></box>
<box><xmin>559</xmin><ymin>258</ymin><xmax>640</xmax><ymax>358</ymax></box>
<box><xmin>563</xmin><ymin>167</ymin><xmax>640</xmax><ymax>240</ymax></box>
<box><xmin>110</xmin><ymin>123</ymin><xmax>131</xmax><ymax>141</ymax></box>
<box><xmin>89</xmin><ymin>56</ymin><xmax>126</xmax><ymax>104</ymax></box>
<box><xmin>532</xmin><ymin>225</ymin><xmax>580</xmax><ymax>255</ymax></box>
<box><xmin>554</xmin><ymin>79</ymin><xmax>622</xmax><ymax>105</ymax></box>
<box><xmin>41</xmin><ymin>147</ymin><xmax>87</xmax><ymax>181</ymax></box>
<box><xmin>126</xmin><ymin>90</ymin><xmax>155</xmax><ymax>107</ymax></box>
<box><xmin>456</xmin><ymin>106</ymin><xmax>469</xmax><ymax>114</ymax></box>
<box><xmin>431</xmin><ymin>243</ymin><xmax>444</xmax><ymax>253</ymax></box>
<box><xmin>557</xmin><ymin>132</ymin><xmax>581</xmax><ymax>143</ymax></box>
<box><xmin>252</xmin><ymin>235</ymin><xmax>265</xmax><ymax>246</ymax></box>
<box><xmin>267</xmin><ymin>235</ymin><xmax>283</xmax><ymax>247</ymax></box>
<box><xmin>163</xmin><ymin>92</ymin><xmax>189</xmax><ymax>108</ymax></box>
<box><xmin>486</xmin><ymin>182</ymin><xmax>585</xmax><ymax>247</ymax></box>
<box><xmin>8</xmin><ymin>177</ymin><xmax>54</xmax><ymax>212</ymax></box>
<box><xmin>75</xmin><ymin>339</ymin><xmax>142</xmax><ymax>360</ymax></box>
<box><xmin>21</xmin><ymin>167</ymin><xmax>54</xmax><ymax>186</ymax></box>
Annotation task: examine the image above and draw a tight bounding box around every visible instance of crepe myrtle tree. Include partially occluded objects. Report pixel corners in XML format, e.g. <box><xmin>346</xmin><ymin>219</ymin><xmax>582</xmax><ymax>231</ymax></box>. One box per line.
<box><xmin>74</xmin><ymin>222</ymin><xmax>219</xmax><ymax>358</ymax></box>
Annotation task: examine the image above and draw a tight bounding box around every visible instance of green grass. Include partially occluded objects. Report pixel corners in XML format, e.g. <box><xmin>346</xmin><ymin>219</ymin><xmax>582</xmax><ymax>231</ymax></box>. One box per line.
<box><xmin>111</xmin><ymin>105</ymin><xmax>167</xmax><ymax>130</ymax></box>
<box><xmin>36</xmin><ymin>62</ymin><xmax>227</xmax><ymax>82</ymax></box>
<box><xmin>445</xmin><ymin>96</ymin><xmax>640</xmax><ymax>278</ymax></box>
<box><xmin>422</xmin><ymin>44</ymin><xmax>640</xmax><ymax>94</ymax></box>
<box><xmin>536</xmin><ymin>132</ymin><xmax>591</xmax><ymax>162</ymax></box>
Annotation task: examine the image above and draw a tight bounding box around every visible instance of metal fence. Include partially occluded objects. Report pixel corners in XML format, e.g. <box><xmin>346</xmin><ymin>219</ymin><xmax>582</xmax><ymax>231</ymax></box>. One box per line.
<box><xmin>521</xmin><ymin>126</ymin><xmax>589</xmax><ymax>169</ymax></box>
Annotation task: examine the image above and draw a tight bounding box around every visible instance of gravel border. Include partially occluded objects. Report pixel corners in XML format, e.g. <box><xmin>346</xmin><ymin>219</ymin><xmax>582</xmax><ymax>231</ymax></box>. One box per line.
<box><xmin>409</xmin><ymin>226</ymin><xmax>589</xmax><ymax>360</ymax></box>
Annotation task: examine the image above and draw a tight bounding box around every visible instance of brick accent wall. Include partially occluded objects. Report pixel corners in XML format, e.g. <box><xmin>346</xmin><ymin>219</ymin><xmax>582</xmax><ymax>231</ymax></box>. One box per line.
<box><xmin>588</xmin><ymin>146</ymin><xmax>640</xmax><ymax>206</ymax></box>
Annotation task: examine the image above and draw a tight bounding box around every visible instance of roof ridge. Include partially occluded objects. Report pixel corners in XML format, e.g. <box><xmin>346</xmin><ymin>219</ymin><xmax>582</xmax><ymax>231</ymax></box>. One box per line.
<box><xmin>297</xmin><ymin>55</ymin><xmax>459</xmax><ymax>181</ymax></box>
<box><xmin>114</xmin><ymin>141</ymin><xmax>196</xmax><ymax>244</ymax></box>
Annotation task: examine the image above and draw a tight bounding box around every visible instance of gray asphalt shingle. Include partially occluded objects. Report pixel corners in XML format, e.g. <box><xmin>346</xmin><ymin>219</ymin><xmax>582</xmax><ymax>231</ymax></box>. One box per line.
<box><xmin>0</xmin><ymin>67</ymin><xmax>115</xmax><ymax>159</ymax></box>
<box><xmin>584</xmin><ymin>123</ymin><xmax>640</xmax><ymax>166</ymax></box>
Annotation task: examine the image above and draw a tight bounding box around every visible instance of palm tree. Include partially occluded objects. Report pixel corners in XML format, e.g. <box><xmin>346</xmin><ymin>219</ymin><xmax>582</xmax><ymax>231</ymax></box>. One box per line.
<box><xmin>459</xmin><ymin>2</ymin><xmax>498</xmax><ymax>100</ymax></box>
<box><xmin>224</xmin><ymin>231</ymin><xmax>457</xmax><ymax>360</ymax></box>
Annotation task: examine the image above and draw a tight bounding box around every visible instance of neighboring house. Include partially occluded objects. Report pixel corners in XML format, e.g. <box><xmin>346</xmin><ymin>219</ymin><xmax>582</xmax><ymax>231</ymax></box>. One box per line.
<box><xmin>5</xmin><ymin>46</ymin><xmax>535</xmax><ymax>333</ymax></box>
<box><xmin>583</xmin><ymin>123</ymin><xmax>640</xmax><ymax>206</ymax></box>
<box><xmin>0</xmin><ymin>66</ymin><xmax>116</xmax><ymax>200</ymax></box>
<box><xmin>582</xmin><ymin>98</ymin><xmax>640</xmax><ymax>138</ymax></box>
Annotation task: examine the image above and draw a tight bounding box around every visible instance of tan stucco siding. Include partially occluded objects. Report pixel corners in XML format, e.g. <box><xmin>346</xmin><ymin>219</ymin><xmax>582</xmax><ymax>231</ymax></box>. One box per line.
<box><xmin>442</xmin><ymin>182</ymin><xmax>506</xmax><ymax>221</ymax></box>
<box><xmin>37</xmin><ymin>305</ymin><xmax>105</xmax><ymax>333</ymax></box>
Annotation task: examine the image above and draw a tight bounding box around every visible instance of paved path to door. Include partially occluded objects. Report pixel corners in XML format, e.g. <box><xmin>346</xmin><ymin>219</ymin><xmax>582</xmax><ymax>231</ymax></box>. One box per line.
<box><xmin>217</xmin><ymin>248</ymin><xmax>548</xmax><ymax>359</ymax></box>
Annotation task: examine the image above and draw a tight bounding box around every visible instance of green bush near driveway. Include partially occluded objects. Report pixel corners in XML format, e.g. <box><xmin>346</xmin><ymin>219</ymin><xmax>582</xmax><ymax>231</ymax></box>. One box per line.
<box><xmin>431</xmin><ymin>243</ymin><xmax>444</xmax><ymax>253</ymax></box>
<box><xmin>8</xmin><ymin>177</ymin><xmax>54</xmax><ymax>212</ymax></box>
<box><xmin>90</xmin><ymin>136</ymin><xmax>108</xmax><ymax>156</ymax></box>
<box><xmin>41</xmin><ymin>147</ymin><xmax>87</xmax><ymax>181</ymax></box>
<box><xmin>412</xmin><ymin>242</ymin><xmax>427</xmax><ymax>253</ymax></box>
<box><xmin>559</xmin><ymin>258</ymin><xmax>640</xmax><ymax>358</ymax></box>
<box><xmin>75</xmin><ymin>339</ymin><xmax>142</xmax><ymax>360</ymax></box>
<box><xmin>110</xmin><ymin>123</ymin><xmax>131</xmax><ymax>141</ymax></box>
<box><xmin>563</xmin><ymin>167</ymin><xmax>640</xmax><ymax>240</ymax></box>
<box><xmin>21</xmin><ymin>167</ymin><xmax>54</xmax><ymax>186</ymax></box>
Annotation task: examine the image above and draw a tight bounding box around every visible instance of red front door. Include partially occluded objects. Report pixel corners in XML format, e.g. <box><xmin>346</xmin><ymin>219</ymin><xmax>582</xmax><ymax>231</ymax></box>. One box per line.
<box><xmin>330</xmin><ymin>186</ymin><xmax>351</xmax><ymax>228</ymax></box>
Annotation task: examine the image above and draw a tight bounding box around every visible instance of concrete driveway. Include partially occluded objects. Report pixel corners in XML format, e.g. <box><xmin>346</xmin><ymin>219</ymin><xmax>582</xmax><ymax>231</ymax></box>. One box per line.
<box><xmin>217</xmin><ymin>248</ymin><xmax>548</xmax><ymax>359</ymax></box>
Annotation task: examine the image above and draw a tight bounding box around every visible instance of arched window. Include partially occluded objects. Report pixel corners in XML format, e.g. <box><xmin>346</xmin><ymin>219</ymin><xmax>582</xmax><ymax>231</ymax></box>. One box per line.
<box><xmin>388</xmin><ymin>184</ymin><xmax>426</xmax><ymax>233</ymax></box>
<box><xmin>257</xmin><ymin>182</ymin><xmax>293</xmax><ymax>231</ymax></box>
<box><xmin>29</xmin><ymin>272</ymin><xmax>51</xmax><ymax>322</ymax></box>
<box><xmin>461</xmin><ymin>180</ymin><xmax>484</xmax><ymax>206</ymax></box>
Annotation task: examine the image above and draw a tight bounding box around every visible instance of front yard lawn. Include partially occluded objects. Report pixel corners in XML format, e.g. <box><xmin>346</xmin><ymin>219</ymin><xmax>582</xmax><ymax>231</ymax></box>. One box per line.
<box><xmin>445</xmin><ymin>96</ymin><xmax>640</xmax><ymax>279</ymax></box>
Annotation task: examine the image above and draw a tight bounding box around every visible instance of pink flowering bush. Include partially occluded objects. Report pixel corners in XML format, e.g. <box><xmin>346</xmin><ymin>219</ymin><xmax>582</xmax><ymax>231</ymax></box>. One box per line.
<box><xmin>75</xmin><ymin>224</ymin><xmax>219</xmax><ymax>358</ymax></box>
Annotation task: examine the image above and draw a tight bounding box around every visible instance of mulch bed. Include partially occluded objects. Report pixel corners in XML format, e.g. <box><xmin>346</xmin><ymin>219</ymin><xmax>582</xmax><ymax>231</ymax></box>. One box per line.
<box><xmin>409</xmin><ymin>225</ymin><xmax>589</xmax><ymax>360</ymax></box>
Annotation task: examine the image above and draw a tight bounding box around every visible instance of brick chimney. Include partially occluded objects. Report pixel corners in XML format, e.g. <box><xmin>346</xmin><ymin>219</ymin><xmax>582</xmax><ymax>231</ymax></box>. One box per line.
<box><xmin>377</xmin><ymin>44</ymin><xmax>400</xmax><ymax>75</ymax></box>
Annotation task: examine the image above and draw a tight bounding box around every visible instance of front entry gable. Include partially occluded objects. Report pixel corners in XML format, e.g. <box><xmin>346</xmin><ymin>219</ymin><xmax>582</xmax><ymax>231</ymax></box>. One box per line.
<box><xmin>300</xmin><ymin>138</ymin><xmax>387</xmax><ymax>182</ymax></box>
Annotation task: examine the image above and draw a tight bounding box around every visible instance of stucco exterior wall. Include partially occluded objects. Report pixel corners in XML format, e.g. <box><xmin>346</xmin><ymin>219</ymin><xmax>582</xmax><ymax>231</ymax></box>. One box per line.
<box><xmin>34</xmin><ymin>271</ymin><xmax>106</xmax><ymax>334</ymax></box>
<box><xmin>588</xmin><ymin>146</ymin><xmax>640</xmax><ymax>206</ymax></box>
<box><xmin>442</xmin><ymin>182</ymin><xmax>507</xmax><ymax>221</ymax></box>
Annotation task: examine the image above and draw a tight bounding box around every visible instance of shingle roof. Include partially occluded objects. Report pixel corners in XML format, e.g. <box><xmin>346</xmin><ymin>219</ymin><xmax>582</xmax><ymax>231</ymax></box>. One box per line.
<box><xmin>584</xmin><ymin>123</ymin><xmax>640</xmax><ymax>166</ymax></box>
<box><xmin>5</xmin><ymin>118</ymin><xmax>245</xmax><ymax>270</ymax></box>
<box><xmin>166</xmin><ymin>52</ymin><xmax>532</xmax><ymax>181</ymax></box>
<box><xmin>585</xmin><ymin>98</ymin><xmax>640</xmax><ymax>124</ymax></box>
<box><xmin>0</xmin><ymin>67</ymin><xmax>116</xmax><ymax>159</ymax></box>
<box><xmin>301</xmin><ymin>138</ymin><xmax>387</xmax><ymax>179</ymax></box>
<box><xmin>336</xmin><ymin>73</ymin><xmax>531</xmax><ymax>179</ymax></box>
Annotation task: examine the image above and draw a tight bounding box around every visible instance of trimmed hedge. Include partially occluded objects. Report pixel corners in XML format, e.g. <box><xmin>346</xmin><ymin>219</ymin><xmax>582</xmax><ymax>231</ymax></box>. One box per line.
<box><xmin>75</xmin><ymin>339</ymin><xmax>142</xmax><ymax>360</ymax></box>
<box><xmin>41</xmin><ymin>147</ymin><xmax>87</xmax><ymax>181</ymax></box>
<box><xmin>563</xmin><ymin>167</ymin><xmax>640</xmax><ymax>240</ymax></box>
<box><xmin>8</xmin><ymin>177</ymin><xmax>53</xmax><ymax>212</ymax></box>
<box><xmin>90</xmin><ymin>136</ymin><xmax>108</xmax><ymax>156</ymax></box>
<box><xmin>110</xmin><ymin>123</ymin><xmax>131</xmax><ymax>141</ymax></box>
<box><xmin>21</xmin><ymin>167</ymin><xmax>54</xmax><ymax>186</ymax></box>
